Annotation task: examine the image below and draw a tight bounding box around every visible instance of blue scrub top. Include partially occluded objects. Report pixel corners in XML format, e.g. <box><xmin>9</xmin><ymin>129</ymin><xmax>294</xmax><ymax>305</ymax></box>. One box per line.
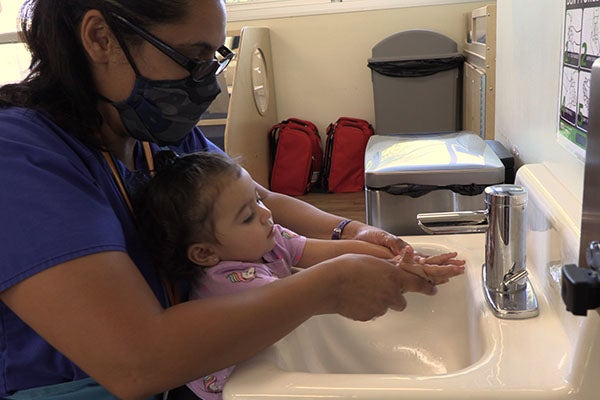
<box><xmin>0</xmin><ymin>106</ymin><xmax>222</xmax><ymax>396</ymax></box>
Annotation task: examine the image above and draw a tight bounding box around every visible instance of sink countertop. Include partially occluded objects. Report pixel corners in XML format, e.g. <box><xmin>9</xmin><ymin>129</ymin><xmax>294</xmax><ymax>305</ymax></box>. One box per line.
<box><xmin>225</xmin><ymin>233</ymin><xmax>579</xmax><ymax>400</ymax></box>
<box><xmin>224</xmin><ymin>164</ymin><xmax>600</xmax><ymax>400</ymax></box>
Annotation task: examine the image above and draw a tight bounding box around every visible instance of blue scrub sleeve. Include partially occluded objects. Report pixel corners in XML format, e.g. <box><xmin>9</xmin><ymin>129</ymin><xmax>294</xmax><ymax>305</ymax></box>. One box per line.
<box><xmin>0</xmin><ymin>112</ymin><xmax>127</xmax><ymax>291</ymax></box>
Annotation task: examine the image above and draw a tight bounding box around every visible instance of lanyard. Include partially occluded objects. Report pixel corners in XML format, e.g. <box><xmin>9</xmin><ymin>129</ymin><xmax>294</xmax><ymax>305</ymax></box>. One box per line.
<box><xmin>102</xmin><ymin>142</ymin><xmax>179</xmax><ymax>306</ymax></box>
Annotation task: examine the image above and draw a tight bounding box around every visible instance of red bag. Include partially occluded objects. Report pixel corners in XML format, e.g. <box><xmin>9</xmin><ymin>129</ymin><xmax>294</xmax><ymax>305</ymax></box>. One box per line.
<box><xmin>269</xmin><ymin>118</ymin><xmax>324</xmax><ymax>196</ymax></box>
<box><xmin>321</xmin><ymin>117</ymin><xmax>374</xmax><ymax>193</ymax></box>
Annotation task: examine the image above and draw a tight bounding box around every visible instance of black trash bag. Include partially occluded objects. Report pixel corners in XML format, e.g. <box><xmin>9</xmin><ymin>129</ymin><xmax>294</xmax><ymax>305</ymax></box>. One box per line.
<box><xmin>374</xmin><ymin>182</ymin><xmax>488</xmax><ymax>198</ymax></box>
<box><xmin>367</xmin><ymin>54</ymin><xmax>465</xmax><ymax>78</ymax></box>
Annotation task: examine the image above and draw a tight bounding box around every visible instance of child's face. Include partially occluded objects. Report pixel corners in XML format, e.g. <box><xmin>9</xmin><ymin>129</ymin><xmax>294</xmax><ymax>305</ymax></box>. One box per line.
<box><xmin>211</xmin><ymin>169</ymin><xmax>276</xmax><ymax>262</ymax></box>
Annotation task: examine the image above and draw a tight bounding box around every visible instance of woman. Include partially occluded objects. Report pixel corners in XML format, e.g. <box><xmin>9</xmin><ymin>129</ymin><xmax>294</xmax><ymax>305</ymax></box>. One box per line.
<box><xmin>0</xmin><ymin>1</ymin><xmax>461</xmax><ymax>399</ymax></box>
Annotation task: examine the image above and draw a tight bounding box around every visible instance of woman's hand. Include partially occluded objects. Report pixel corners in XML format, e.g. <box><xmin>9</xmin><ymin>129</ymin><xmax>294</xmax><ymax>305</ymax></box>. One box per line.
<box><xmin>347</xmin><ymin>222</ymin><xmax>413</xmax><ymax>256</ymax></box>
<box><xmin>322</xmin><ymin>253</ymin><xmax>439</xmax><ymax>321</ymax></box>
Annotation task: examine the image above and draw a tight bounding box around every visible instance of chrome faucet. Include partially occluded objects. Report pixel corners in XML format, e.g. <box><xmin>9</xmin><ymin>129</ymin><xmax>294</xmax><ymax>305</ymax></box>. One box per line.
<box><xmin>417</xmin><ymin>184</ymin><xmax>539</xmax><ymax>319</ymax></box>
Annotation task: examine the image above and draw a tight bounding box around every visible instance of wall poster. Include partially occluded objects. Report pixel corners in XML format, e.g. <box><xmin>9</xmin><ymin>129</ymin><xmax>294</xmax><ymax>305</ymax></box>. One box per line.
<box><xmin>561</xmin><ymin>0</ymin><xmax>600</xmax><ymax>152</ymax></box>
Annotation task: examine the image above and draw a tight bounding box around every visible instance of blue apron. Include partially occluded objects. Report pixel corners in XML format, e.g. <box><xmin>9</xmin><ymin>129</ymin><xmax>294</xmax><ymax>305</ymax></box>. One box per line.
<box><xmin>4</xmin><ymin>377</ymin><xmax>161</xmax><ymax>400</ymax></box>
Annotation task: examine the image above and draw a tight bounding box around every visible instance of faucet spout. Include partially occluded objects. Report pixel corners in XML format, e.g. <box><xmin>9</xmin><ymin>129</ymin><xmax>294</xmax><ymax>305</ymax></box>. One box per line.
<box><xmin>417</xmin><ymin>210</ymin><xmax>489</xmax><ymax>234</ymax></box>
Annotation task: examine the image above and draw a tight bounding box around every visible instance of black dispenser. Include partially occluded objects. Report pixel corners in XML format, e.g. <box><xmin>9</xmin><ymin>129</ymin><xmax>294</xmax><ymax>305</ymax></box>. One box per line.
<box><xmin>562</xmin><ymin>241</ymin><xmax>600</xmax><ymax>316</ymax></box>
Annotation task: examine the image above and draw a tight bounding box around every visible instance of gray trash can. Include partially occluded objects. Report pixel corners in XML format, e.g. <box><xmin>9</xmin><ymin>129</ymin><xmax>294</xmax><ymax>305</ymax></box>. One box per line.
<box><xmin>365</xmin><ymin>132</ymin><xmax>504</xmax><ymax>235</ymax></box>
<box><xmin>368</xmin><ymin>30</ymin><xmax>464</xmax><ymax>135</ymax></box>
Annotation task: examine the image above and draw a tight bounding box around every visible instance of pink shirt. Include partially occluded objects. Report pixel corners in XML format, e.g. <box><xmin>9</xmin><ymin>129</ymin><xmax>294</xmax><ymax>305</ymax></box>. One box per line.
<box><xmin>187</xmin><ymin>224</ymin><xmax>307</xmax><ymax>400</ymax></box>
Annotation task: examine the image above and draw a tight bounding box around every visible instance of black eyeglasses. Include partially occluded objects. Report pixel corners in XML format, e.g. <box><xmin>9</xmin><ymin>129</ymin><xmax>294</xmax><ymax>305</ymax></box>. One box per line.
<box><xmin>109</xmin><ymin>13</ymin><xmax>235</xmax><ymax>82</ymax></box>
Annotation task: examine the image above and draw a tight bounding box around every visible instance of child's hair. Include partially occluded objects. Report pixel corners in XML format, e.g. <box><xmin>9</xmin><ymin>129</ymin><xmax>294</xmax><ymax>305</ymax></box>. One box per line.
<box><xmin>135</xmin><ymin>151</ymin><xmax>242</xmax><ymax>280</ymax></box>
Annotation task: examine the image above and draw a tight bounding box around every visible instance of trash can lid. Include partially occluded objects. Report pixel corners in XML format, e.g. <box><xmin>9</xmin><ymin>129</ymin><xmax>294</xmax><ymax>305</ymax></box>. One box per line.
<box><xmin>371</xmin><ymin>29</ymin><xmax>458</xmax><ymax>59</ymax></box>
<box><xmin>364</xmin><ymin>131</ymin><xmax>505</xmax><ymax>187</ymax></box>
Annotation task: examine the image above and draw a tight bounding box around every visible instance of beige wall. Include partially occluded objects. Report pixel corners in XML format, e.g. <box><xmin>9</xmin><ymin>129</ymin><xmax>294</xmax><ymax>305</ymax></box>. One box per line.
<box><xmin>227</xmin><ymin>2</ymin><xmax>493</xmax><ymax>135</ymax></box>
<box><xmin>495</xmin><ymin>0</ymin><xmax>584</xmax><ymax>202</ymax></box>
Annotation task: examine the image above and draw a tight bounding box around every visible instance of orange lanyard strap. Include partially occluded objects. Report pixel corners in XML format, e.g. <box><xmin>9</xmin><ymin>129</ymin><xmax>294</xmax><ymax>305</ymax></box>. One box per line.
<box><xmin>102</xmin><ymin>151</ymin><xmax>134</xmax><ymax>213</ymax></box>
<box><xmin>102</xmin><ymin>142</ymin><xmax>179</xmax><ymax>306</ymax></box>
<box><xmin>142</xmin><ymin>141</ymin><xmax>155</xmax><ymax>174</ymax></box>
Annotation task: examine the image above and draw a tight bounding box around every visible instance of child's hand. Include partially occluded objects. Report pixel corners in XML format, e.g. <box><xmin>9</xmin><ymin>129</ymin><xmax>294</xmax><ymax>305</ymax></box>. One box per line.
<box><xmin>392</xmin><ymin>250</ymin><xmax>465</xmax><ymax>285</ymax></box>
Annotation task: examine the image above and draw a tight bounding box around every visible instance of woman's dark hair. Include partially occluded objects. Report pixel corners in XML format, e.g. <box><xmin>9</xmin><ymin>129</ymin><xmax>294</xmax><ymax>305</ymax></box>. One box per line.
<box><xmin>135</xmin><ymin>152</ymin><xmax>242</xmax><ymax>281</ymax></box>
<box><xmin>0</xmin><ymin>0</ymin><xmax>189</xmax><ymax>147</ymax></box>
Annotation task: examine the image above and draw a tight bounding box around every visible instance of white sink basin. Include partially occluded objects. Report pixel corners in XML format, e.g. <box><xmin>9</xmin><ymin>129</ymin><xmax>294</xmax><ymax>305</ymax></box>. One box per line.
<box><xmin>271</xmin><ymin>242</ymin><xmax>485</xmax><ymax>376</ymax></box>
<box><xmin>224</xmin><ymin>233</ymin><xmax>578</xmax><ymax>400</ymax></box>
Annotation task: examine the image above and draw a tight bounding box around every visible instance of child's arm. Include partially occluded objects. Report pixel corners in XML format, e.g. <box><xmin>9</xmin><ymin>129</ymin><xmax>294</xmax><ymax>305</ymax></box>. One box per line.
<box><xmin>295</xmin><ymin>238</ymin><xmax>466</xmax><ymax>285</ymax></box>
<box><xmin>295</xmin><ymin>238</ymin><xmax>394</xmax><ymax>269</ymax></box>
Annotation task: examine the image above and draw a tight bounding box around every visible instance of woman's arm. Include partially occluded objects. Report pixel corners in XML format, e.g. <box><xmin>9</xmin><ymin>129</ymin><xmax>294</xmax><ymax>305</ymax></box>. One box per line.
<box><xmin>258</xmin><ymin>184</ymin><xmax>412</xmax><ymax>255</ymax></box>
<box><xmin>0</xmin><ymin>250</ymin><xmax>437</xmax><ymax>400</ymax></box>
<box><xmin>258</xmin><ymin>185</ymin><xmax>342</xmax><ymax>239</ymax></box>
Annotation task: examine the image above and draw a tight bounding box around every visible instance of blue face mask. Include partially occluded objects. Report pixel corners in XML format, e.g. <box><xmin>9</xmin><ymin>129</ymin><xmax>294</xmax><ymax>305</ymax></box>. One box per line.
<box><xmin>109</xmin><ymin>72</ymin><xmax>221</xmax><ymax>146</ymax></box>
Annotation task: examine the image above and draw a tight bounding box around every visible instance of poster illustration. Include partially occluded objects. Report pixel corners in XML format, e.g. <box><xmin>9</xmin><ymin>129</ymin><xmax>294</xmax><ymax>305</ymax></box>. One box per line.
<box><xmin>560</xmin><ymin>0</ymin><xmax>600</xmax><ymax>150</ymax></box>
